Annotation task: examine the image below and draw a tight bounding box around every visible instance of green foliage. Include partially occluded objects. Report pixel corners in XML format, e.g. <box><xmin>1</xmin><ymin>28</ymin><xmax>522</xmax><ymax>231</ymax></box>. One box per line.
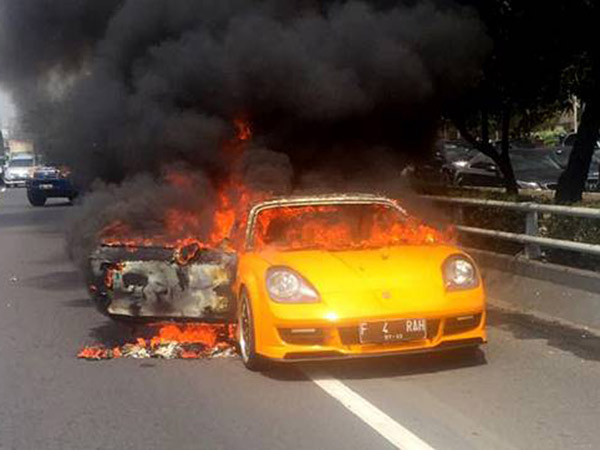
<box><xmin>531</xmin><ymin>126</ymin><xmax>569</xmax><ymax>146</ymax></box>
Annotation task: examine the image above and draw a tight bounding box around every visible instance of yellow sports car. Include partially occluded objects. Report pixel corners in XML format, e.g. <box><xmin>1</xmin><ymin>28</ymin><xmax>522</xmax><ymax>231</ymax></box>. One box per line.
<box><xmin>89</xmin><ymin>193</ymin><xmax>485</xmax><ymax>370</ymax></box>
<box><xmin>234</xmin><ymin>194</ymin><xmax>486</xmax><ymax>370</ymax></box>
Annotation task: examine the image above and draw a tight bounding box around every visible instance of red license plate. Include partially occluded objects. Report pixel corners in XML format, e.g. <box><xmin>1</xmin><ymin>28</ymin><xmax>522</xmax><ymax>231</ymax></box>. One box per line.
<box><xmin>359</xmin><ymin>319</ymin><xmax>427</xmax><ymax>344</ymax></box>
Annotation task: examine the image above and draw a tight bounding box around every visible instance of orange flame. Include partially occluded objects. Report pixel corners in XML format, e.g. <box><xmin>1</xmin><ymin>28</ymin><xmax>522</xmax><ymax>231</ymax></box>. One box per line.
<box><xmin>234</xmin><ymin>117</ymin><xmax>252</xmax><ymax>141</ymax></box>
<box><xmin>78</xmin><ymin>323</ymin><xmax>237</xmax><ymax>360</ymax></box>
<box><xmin>99</xmin><ymin>117</ymin><xmax>256</xmax><ymax>252</ymax></box>
<box><xmin>254</xmin><ymin>204</ymin><xmax>453</xmax><ymax>251</ymax></box>
<box><xmin>149</xmin><ymin>323</ymin><xmax>220</xmax><ymax>347</ymax></box>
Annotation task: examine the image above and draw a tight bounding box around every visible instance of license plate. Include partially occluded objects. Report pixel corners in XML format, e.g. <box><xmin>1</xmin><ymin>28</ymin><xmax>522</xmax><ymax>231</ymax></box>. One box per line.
<box><xmin>359</xmin><ymin>319</ymin><xmax>427</xmax><ymax>344</ymax></box>
<box><xmin>39</xmin><ymin>184</ymin><xmax>54</xmax><ymax>190</ymax></box>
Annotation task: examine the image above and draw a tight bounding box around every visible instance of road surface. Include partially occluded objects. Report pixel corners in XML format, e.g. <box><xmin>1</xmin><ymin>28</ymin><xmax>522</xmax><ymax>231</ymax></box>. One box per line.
<box><xmin>1</xmin><ymin>188</ymin><xmax>599</xmax><ymax>450</ymax></box>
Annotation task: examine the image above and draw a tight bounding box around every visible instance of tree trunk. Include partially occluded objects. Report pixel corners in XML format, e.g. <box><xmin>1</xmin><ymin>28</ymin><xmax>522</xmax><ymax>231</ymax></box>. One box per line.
<box><xmin>453</xmin><ymin>108</ymin><xmax>518</xmax><ymax>195</ymax></box>
<box><xmin>481</xmin><ymin>107</ymin><xmax>489</xmax><ymax>145</ymax></box>
<box><xmin>498</xmin><ymin>106</ymin><xmax>519</xmax><ymax>195</ymax></box>
<box><xmin>555</xmin><ymin>95</ymin><xmax>600</xmax><ymax>203</ymax></box>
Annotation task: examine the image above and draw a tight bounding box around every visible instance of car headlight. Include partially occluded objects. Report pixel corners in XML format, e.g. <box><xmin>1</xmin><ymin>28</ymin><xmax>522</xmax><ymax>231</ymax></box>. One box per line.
<box><xmin>266</xmin><ymin>267</ymin><xmax>320</xmax><ymax>303</ymax></box>
<box><xmin>442</xmin><ymin>255</ymin><xmax>479</xmax><ymax>291</ymax></box>
<box><xmin>452</xmin><ymin>160</ymin><xmax>469</xmax><ymax>168</ymax></box>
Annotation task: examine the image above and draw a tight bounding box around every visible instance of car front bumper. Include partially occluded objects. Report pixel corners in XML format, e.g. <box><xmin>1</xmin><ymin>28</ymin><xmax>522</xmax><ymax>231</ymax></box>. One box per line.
<box><xmin>27</xmin><ymin>179</ymin><xmax>77</xmax><ymax>198</ymax></box>
<box><xmin>255</xmin><ymin>308</ymin><xmax>486</xmax><ymax>361</ymax></box>
<box><xmin>269</xmin><ymin>336</ymin><xmax>486</xmax><ymax>362</ymax></box>
<box><xmin>3</xmin><ymin>178</ymin><xmax>28</xmax><ymax>187</ymax></box>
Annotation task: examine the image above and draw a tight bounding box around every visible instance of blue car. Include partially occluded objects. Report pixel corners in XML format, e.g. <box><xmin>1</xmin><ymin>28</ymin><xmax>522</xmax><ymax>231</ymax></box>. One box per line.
<box><xmin>26</xmin><ymin>166</ymin><xmax>78</xmax><ymax>206</ymax></box>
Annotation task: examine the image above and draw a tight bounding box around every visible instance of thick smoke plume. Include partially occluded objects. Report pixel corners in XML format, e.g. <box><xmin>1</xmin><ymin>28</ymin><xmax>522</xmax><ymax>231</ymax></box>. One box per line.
<box><xmin>0</xmin><ymin>0</ymin><xmax>489</xmax><ymax>258</ymax></box>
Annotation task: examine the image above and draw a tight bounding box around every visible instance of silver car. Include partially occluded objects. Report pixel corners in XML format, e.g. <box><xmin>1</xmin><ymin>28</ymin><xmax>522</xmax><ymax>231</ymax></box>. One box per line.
<box><xmin>3</xmin><ymin>155</ymin><xmax>35</xmax><ymax>187</ymax></box>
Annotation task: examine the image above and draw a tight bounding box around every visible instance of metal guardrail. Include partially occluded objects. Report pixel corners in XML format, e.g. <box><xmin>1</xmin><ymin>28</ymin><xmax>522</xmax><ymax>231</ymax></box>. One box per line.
<box><xmin>424</xmin><ymin>195</ymin><xmax>600</xmax><ymax>259</ymax></box>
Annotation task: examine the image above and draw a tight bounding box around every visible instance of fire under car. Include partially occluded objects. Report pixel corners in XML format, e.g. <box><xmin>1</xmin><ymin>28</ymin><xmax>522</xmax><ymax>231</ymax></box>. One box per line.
<box><xmin>89</xmin><ymin>194</ymin><xmax>486</xmax><ymax>370</ymax></box>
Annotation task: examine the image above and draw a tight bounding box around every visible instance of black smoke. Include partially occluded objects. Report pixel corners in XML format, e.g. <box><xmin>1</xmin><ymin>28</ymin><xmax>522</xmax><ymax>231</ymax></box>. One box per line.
<box><xmin>0</xmin><ymin>0</ymin><xmax>489</xmax><ymax>259</ymax></box>
<box><xmin>1</xmin><ymin>0</ymin><xmax>488</xmax><ymax>180</ymax></box>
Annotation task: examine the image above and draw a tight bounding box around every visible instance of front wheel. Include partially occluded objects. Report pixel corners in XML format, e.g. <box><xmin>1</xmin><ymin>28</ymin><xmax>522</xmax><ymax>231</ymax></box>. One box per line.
<box><xmin>27</xmin><ymin>192</ymin><xmax>46</xmax><ymax>206</ymax></box>
<box><xmin>237</xmin><ymin>290</ymin><xmax>269</xmax><ymax>371</ymax></box>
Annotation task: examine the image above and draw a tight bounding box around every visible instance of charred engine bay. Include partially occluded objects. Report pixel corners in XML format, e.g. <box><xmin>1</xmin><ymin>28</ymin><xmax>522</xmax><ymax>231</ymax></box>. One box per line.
<box><xmin>89</xmin><ymin>243</ymin><xmax>237</xmax><ymax>321</ymax></box>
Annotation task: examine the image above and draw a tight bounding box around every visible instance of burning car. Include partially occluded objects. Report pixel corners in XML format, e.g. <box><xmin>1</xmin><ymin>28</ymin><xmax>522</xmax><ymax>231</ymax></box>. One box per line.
<box><xmin>89</xmin><ymin>193</ymin><xmax>486</xmax><ymax>370</ymax></box>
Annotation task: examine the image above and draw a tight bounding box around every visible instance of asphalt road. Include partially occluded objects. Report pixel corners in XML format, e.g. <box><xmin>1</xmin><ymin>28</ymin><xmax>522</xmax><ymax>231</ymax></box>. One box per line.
<box><xmin>1</xmin><ymin>187</ymin><xmax>600</xmax><ymax>450</ymax></box>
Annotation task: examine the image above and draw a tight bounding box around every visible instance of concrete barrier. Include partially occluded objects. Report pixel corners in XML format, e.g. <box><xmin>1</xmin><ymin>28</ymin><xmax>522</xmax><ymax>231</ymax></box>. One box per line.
<box><xmin>466</xmin><ymin>248</ymin><xmax>600</xmax><ymax>332</ymax></box>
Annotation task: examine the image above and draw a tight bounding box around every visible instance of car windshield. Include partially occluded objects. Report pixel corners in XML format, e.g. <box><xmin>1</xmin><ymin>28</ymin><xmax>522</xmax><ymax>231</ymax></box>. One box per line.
<box><xmin>253</xmin><ymin>203</ymin><xmax>446</xmax><ymax>251</ymax></box>
<box><xmin>9</xmin><ymin>158</ymin><xmax>34</xmax><ymax>168</ymax></box>
<box><xmin>444</xmin><ymin>146</ymin><xmax>476</xmax><ymax>162</ymax></box>
<box><xmin>468</xmin><ymin>151</ymin><xmax>562</xmax><ymax>171</ymax></box>
<box><xmin>510</xmin><ymin>152</ymin><xmax>562</xmax><ymax>171</ymax></box>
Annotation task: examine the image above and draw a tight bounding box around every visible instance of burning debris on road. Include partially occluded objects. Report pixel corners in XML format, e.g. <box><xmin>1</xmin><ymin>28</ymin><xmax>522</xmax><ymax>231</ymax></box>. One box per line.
<box><xmin>78</xmin><ymin>323</ymin><xmax>237</xmax><ymax>361</ymax></box>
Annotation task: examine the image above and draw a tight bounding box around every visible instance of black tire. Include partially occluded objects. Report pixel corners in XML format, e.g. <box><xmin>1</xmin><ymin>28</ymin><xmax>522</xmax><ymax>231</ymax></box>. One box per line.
<box><xmin>237</xmin><ymin>290</ymin><xmax>269</xmax><ymax>371</ymax></box>
<box><xmin>441</xmin><ymin>170</ymin><xmax>453</xmax><ymax>186</ymax></box>
<box><xmin>27</xmin><ymin>191</ymin><xmax>46</xmax><ymax>206</ymax></box>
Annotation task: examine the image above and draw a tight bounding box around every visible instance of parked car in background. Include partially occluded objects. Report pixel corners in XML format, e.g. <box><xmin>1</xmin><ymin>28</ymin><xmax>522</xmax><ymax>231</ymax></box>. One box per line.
<box><xmin>0</xmin><ymin>155</ymin><xmax>5</xmax><ymax>183</ymax></box>
<box><xmin>586</xmin><ymin>158</ymin><xmax>600</xmax><ymax>192</ymax></box>
<box><xmin>3</xmin><ymin>154</ymin><xmax>35</xmax><ymax>187</ymax></box>
<box><xmin>408</xmin><ymin>140</ymin><xmax>476</xmax><ymax>186</ymax></box>
<box><xmin>549</xmin><ymin>143</ymin><xmax>600</xmax><ymax>192</ymax></box>
<box><xmin>451</xmin><ymin>149</ymin><xmax>565</xmax><ymax>190</ymax></box>
<box><xmin>26</xmin><ymin>165</ymin><xmax>78</xmax><ymax>206</ymax></box>
<box><xmin>560</xmin><ymin>132</ymin><xmax>600</xmax><ymax>149</ymax></box>
<box><xmin>407</xmin><ymin>138</ymin><xmax>600</xmax><ymax>192</ymax></box>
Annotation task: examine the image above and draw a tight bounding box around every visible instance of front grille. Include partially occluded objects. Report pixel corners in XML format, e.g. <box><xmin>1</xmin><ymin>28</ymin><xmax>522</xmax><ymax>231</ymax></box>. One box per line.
<box><xmin>443</xmin><ymin>313</ymin><xmax>482</xmax><ymax>335</ymax></box>
<box><xmin>338</xmin><ymin>319</ymin><xmax>440</xmax><ymax>345</ymax></box>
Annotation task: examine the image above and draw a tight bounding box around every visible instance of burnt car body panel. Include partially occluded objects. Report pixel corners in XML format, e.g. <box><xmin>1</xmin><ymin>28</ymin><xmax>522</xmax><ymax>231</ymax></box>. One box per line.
<box><xmin>89</xmin><ymin>244</ymin><xmax>237</xmax><ymax>320</ymax></box>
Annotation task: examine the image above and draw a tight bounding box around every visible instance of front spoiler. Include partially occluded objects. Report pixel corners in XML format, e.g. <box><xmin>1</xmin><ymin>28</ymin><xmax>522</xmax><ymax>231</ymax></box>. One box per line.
<box><xmin>265</xmin><ymin>338</ymin><xmax>486</xmax><ymax>363</ymax></box>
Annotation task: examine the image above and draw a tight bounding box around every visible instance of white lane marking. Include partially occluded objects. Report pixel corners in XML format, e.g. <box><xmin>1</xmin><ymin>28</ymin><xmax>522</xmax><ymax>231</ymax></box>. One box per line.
<box><xmin>305</xmin><ymin>369</ymin><xmax>435</xmax><ymax>450</ymax></box>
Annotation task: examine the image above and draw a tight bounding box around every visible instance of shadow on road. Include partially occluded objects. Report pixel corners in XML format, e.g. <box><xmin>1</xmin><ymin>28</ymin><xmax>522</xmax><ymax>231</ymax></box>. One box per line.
<box><xmin>87</xmin><ymin>320</ymin><xmax>139</xmax><ymax>347</ymax></box>
<box><xmin>487</xmin><ymin>307</ymin><xmax>600</xmax><ymax>362</ymax></box>
<box><xmin>0</xmin><ymin>209</ymin><xmax>71</xmax><ymax>232</ymax></box>
<box><xmin>63</xmin><ymin>298</ymin><xmax>94</xmax><ymax>308</ymax></box>
<box><xmin>263</xmin><ymin>347</ymin><xmax>487</xmax><ymax>382</ymax></box>
<box><xmin>21</xmin><ymin>270</ymin><xmax>83</xmax><ymax>291</ymax></box>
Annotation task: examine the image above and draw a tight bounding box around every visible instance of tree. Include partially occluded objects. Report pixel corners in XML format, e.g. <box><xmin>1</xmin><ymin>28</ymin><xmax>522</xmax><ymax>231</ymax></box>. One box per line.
<box><xmin>555</xmin><ymin>2</ymin><xmax>600</xmax><ymax>203</ymax></box>
<box><xmin>451</xmin><ymin>0</ymin><xmax>570</xmax><ymax>195</ymax></box>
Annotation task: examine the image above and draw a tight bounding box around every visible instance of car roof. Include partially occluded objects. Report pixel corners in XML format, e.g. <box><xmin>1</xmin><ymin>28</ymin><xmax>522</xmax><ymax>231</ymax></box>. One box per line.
<box><xmin>251</xmin><ymin>193</ymin><xmax>399</xmax><ymax>209</ymax></box>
